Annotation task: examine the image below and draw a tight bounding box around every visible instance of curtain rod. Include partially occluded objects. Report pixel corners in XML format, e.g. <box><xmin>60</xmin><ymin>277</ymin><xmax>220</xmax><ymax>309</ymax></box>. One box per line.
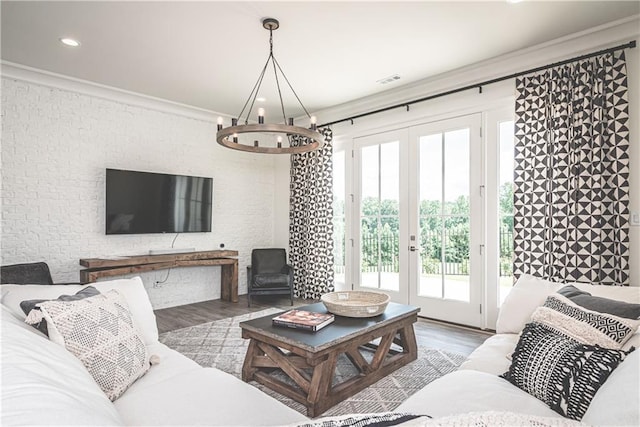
<box><xmin>318</xmin><ymin>40</ymin><xmax>636</xmax><ymax>128</ymax></box>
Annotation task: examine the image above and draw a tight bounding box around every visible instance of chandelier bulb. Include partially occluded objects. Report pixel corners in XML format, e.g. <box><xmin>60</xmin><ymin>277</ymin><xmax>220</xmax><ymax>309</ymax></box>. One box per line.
<box><xmin>233</xmin><ymin>133</ymin><xmax>238</xmax><ymax>143</ymax></box>
<box><xmin>310</xmin><ymin>116</ymin><xmax>317</xmax><ymax>131</ymax></box>
<box><xmin>217</xmin><ymin>117</ymin><xmax>223</xmax><ymax>131</ymax></box>
<box><xmin>258</xmin><ymin>108</ymin><xmax>265</xmax><ymax>124</ymax></box>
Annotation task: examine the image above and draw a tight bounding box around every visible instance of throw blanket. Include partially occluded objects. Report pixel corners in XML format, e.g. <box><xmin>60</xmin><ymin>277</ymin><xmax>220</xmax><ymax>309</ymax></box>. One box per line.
<box><xmin>288</xmin><ymin>411</ymin><xmax>588</xmax><ymax>427</ymax></box>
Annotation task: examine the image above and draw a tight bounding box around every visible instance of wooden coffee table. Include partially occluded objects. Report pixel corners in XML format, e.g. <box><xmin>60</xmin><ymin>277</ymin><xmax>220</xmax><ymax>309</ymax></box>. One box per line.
<box><xmin>240</xmin><ymin>302</ymin><xmax>419</xmax><ymax>417</ymax></box>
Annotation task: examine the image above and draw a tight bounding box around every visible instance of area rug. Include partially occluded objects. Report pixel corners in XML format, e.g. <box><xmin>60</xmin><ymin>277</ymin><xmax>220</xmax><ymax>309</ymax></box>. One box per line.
<box><xmin>159</xmin><ymin>308</ymin><xmax>466</xmax><ymax>417</ymax></box>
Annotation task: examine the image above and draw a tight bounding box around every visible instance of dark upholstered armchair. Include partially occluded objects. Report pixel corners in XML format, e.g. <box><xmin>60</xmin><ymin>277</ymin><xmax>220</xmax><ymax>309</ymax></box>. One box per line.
<box><xmin>247</xmin><ymin>248</ymin><xmax>294</xmax><ymax>307</ymax></box>
<box><xmin>0</xmin><ymin>262</ymin><xmax>80</xmax><ymax>286</ymax></box>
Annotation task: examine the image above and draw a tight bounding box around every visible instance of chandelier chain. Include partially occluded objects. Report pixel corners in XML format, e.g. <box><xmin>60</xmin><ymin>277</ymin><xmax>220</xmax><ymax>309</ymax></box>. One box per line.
<box><xmin>272</xmin><ymin>56</ymin><xmax>312</xmax><ymax>119</ymax></box>
<box><xmin>269</xmin><ymin>28</ymin><xmax>274</xmax><ymax>55</ymax></box>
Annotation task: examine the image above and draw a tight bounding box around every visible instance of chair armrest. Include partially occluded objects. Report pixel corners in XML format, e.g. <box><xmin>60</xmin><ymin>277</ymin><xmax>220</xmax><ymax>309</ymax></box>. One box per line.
<box><xmin>246</xmin><ymin>266</ymin><xmax>252</xmax><ymax>287</ymax></box>
<box><xmin>282</xmin><ymin>264</ymin><xmax>294</xmax><ymax>274</ymax></box>
<box><xmin>54</xmin><ymin>281</ymin><xmax>83</xmax><ymax>286</ymax></box>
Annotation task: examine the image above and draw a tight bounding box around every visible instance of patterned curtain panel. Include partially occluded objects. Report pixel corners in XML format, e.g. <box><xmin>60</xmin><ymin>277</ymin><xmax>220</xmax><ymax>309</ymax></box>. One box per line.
<box><xmin>289</xmin><ymin>128</ymin><xmax>335</xmax><ymax>299</ymax></box>
<box><xmin>513</xmin><ymin>51</ymin><xmax>630</xmax><ymax>286</ymax></box>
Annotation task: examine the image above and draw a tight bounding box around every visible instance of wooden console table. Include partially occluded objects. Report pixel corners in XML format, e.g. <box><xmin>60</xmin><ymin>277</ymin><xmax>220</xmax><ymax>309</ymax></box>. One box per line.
<box><xmin>79</xmin><ymin>250</ymin><xmax>239</xmax><ymax>303</ymax></box>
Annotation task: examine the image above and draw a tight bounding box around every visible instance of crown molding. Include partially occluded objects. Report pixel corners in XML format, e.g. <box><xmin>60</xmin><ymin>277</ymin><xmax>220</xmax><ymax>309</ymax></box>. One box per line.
<box><xmin>1</xmin><ymin>61</ymin><xmax>227</xmax><ymax>123</ymax></box>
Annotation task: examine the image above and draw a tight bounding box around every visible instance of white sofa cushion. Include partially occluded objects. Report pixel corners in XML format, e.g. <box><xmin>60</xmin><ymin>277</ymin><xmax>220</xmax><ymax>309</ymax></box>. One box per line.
<box><xmin>123</xmin><ymin>342</ymin><xmax>200</xmax><ymax>393</ymax></box>
<box><xmin>1</xmin><ymin>276</ymin><xmax>159</xmax><ymax>344</ymax></box>
<box><xmin>396</xmin><ymin>370</ymin><xmax>562</xmax><ymax>419</ymax></box>
<box><xmin>582</xmin><ymin>349</ymin><xmax>640</xmax><ymax>426</ymax></box>
<box><xmin>1</xmin><ymin>306</ymin><xmax>124</xmax><ymax>426</ymax></box>
<box><xmin>496</xmin><ymin>274</ymin><xmax>562</xmax><ymax>334</ymax></box>
<box><xmin>113</xmin><ymin>367</ymin><xmax>308</xmax><ymax>426</ymax></box>
<box><xmin>458</xmin><ymin>334</ymin><xmax>518</xmax><ymax>375</ymax></box>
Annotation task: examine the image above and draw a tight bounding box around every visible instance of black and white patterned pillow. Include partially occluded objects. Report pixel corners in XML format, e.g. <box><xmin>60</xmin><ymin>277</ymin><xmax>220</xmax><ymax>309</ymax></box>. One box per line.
<box><xmin>25</xmin><ymin>289</ymin><xmax>150</xmax><ymax>401</ymax></box>
<box><xmin>531</xmin><ymin>294</ymin><xmax>639</xmax><ymax>349</ymax></box>
<box><xmin>501</xmin><ymin>323</ymin><xmax>633</xmax><ymax>420</ymax></box>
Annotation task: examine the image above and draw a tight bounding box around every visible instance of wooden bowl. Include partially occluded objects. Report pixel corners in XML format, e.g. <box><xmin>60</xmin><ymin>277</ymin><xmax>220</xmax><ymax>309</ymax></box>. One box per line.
<box><xmin>320</xmin><ymin>291</ymin><xmax>390</xmax><ymax>318</ymax></box>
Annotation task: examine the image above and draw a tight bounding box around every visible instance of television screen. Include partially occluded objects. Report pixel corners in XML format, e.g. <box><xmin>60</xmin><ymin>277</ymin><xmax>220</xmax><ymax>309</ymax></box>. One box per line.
<box><xmin>106</xmin><ymin>169</ymin><xmax>213</xmax><ymax>234</ymax></box>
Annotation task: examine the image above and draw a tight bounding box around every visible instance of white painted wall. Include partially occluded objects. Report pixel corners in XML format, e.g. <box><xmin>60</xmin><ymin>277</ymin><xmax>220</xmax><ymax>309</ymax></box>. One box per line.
<box><xmin>1</xmin><ymin>77</ymin><xmax>276</xmax><ymax>308</ymax></box>
<box><xmin>274</xmin><ymin>17</ymin><xmax>640</xmax><ymax>285</ymax></box>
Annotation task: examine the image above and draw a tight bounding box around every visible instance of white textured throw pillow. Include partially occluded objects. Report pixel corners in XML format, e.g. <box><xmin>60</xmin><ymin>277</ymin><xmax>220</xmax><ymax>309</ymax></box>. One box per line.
<box><xmin>25</xmin><ymin>289</ymin><xmax>150</xmax><ymax>401</ymax></box>
<box><xmin>531</xmin><ymin>294</ymin><xmax>640</xmax><ymax>349</ymax></box>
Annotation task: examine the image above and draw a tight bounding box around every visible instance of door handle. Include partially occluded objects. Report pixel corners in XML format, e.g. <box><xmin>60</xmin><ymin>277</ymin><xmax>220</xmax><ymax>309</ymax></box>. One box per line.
<box><xmin>409</xmin><ymin>245</ymin><xmax>418</xmax><ymax>252</ymax></box>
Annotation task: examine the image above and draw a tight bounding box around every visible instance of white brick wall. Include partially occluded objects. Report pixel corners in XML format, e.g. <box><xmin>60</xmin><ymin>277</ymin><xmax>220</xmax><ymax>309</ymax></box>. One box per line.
<box><xmin>1</xmin><ymin>78</ymin><xmax>276</xmax><ymax>309</ymax></box>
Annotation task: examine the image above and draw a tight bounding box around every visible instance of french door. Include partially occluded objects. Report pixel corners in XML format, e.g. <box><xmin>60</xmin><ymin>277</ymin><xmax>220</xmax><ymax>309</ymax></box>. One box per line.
<box><xmin>408</xmin><ymin>115</ymin><xmax>483</xmax><ymax>327</ymax></box>
<box><xmin>353</xmin><ymin>114</ymin><xmax>483</xmax><ymax>327</ymax></box>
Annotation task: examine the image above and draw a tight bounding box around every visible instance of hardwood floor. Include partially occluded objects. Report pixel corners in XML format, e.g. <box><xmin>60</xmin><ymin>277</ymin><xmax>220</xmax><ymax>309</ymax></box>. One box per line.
<box><xmin>154</xmin><ymin>295</ymin><xmax>492</xmax><ymax>356</ymax></box>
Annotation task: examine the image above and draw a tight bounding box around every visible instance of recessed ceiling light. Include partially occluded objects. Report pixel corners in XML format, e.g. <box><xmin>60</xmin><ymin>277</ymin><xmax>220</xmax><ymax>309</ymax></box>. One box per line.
<box><xmin>59</xmin><ymin>37</ymin><xmax>80</xmax><ymax>47</ymax></box>
<box><xmin>256</xmin><ymin>97</ymin><xmax>267</xmax><ymax>102</ymax></box>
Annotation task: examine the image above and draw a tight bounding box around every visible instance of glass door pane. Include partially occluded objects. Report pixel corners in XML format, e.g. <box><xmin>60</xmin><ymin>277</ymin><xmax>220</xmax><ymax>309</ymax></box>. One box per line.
<box><xmin>360</xmin><ymin>141</ymin><xmax>400</xmax><ymax>292</ymax></box>
<box><xmin>418</xmin><ymin>133</ymin><xmax>443</xmax><ymax>298</ymax></box>
<box><xmin>417</xmin><ymin>129</ymin><xmax>471</xmax><ymax>302</ymax></box>
<box><xmin>443</xmin><ymin>129</ymin><xmax>470</xmax><ymax>301</ymax></box>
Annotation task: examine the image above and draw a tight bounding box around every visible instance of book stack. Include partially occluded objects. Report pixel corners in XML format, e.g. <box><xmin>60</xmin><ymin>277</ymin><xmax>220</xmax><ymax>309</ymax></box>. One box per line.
<box><xmin>272</xmin><ymin>309</ymin><xmax>335</xmax><ymax>332</ymax></box>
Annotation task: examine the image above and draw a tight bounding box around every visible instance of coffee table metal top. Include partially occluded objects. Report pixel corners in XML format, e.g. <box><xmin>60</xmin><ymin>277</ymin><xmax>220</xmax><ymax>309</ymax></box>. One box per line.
<box><xmin>239</xmin><ymin>302</ymin><xmax>419</xmax><ymax>353</ymax></box>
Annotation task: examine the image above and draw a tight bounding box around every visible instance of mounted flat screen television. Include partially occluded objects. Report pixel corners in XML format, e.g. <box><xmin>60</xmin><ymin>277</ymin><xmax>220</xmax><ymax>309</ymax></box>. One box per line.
<box><xmin>106</xmin><ymin>169</ymin><xmax>213</xmax><ymax>234</ymax></box>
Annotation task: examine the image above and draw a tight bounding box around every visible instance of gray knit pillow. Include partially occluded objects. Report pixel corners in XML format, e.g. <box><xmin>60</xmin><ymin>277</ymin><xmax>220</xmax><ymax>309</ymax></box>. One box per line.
<box><xmin>557</xmin><ymin>285</ymin><xmax>640</xmax><ymax>319</ymax></box>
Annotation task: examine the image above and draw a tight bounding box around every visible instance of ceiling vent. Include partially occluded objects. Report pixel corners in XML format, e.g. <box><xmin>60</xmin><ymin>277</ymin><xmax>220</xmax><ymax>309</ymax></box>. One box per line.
<box><xmin>376</xmin><ymin>74</ymin><xmax>401</xmax><ymax>85</ymax></box>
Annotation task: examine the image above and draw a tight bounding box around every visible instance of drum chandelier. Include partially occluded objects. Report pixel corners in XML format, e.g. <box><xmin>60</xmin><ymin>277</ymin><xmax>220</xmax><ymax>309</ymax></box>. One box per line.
<box><xmin>216</xmin><ymin>18</ymin><xmax>324</xmax><ymax>154</ymax></box>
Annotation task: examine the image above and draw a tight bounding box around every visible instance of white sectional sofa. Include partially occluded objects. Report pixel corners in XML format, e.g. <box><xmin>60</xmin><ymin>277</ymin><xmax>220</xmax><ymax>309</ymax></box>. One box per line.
<box><xmin>396</xmin><ymin>275</ymin><xmax>640</xmax><ymax>426</ymax></box>
<box><xmin>2</xmin><ymin>274</ymin><xmax>638</xmax><ymax>426</ymax></box>
<box><xmin>1</xmin><ymin>277</ymin><xmax>307</xmax><ymax>426</ymax></box>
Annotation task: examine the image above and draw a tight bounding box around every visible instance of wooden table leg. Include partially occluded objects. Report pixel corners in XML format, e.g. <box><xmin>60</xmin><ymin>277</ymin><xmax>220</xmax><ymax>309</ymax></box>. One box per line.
<box><xmin>307</xmin><ymin>352</ymin><xmax>337</xmax><ymax>418</ymax></box>
<box><xmin>398</xmin><ymin>323</ymin><xmax>418</xmax><ymax>358</ymax></box>
<box><xmin>221</xmin><ymin>260</ymin><xmax>238</xmax><ymax>303</ymax></box>
<box><xmin>242</xmin><ymin>339</ymin><xmax>260</xmax><ymax>381</ymax></box>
